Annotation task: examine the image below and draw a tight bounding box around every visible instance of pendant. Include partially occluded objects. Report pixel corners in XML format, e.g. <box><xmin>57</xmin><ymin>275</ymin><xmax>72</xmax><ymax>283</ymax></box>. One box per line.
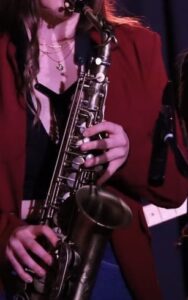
<box><xmin>56</xmin><ymin>62</ymin><xmax>64</xmax><ymax>72</ymax></box>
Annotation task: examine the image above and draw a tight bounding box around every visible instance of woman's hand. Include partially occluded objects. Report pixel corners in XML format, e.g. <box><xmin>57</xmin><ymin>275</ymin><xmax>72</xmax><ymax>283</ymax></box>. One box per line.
<box><xmin>5</xmin><ymin>225</ymin><xmax>58</xmax><ymax>283</ymax></box>
<box><xmin>80</xmin><ymin>121</ymin><xmax>130</xmax><ymax>184</ymax></box>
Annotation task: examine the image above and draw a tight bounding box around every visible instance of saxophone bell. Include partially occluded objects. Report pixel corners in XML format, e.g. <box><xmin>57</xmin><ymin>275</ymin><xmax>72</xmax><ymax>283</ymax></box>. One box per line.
<box><xmin>61</xmin><ymin>185</ymin><xmax>132</xmax><ymax>300</ymax></box>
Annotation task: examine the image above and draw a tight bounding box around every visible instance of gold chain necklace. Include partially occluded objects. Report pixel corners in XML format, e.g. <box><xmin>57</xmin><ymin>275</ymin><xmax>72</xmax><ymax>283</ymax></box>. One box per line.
<box><xmin>39</xmin><ymin>38</ymin><xmax>74</xmax><ymax>49</ymax></box>
<box><xmin>40</xmin><ymin>49</ymin><xmax>64</xmax><ymax>73</ymax></box>
<box><xmin>39</xmin><ymin>42</ymin><xmax>74</xmax><ymax>74</ymax></box>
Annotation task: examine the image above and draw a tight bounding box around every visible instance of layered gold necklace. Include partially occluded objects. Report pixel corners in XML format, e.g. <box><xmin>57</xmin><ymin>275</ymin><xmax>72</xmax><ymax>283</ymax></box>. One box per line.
<box><xmin>39</xmin><ymin>39</ymin><xmax>74</xmax><ymax>74</ymax></box>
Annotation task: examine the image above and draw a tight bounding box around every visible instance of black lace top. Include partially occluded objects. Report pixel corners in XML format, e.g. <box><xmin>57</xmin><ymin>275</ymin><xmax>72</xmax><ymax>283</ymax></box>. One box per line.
<box><xmin>23</xmin><ymin>83</ymin><xmax>76</xmax><ymax>199</ymax></box>
<box><xmin>16</xmin><ymin>25</ymin><xmax>93</xmax><ymax>200</ymax></box>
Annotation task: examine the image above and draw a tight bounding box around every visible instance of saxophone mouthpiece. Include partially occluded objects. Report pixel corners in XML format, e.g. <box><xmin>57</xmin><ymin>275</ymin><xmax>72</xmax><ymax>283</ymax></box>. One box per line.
<box><xmin>64</xmin><ymin>0</ymin><xmax>88</xmax><ymax>13</ymax></box>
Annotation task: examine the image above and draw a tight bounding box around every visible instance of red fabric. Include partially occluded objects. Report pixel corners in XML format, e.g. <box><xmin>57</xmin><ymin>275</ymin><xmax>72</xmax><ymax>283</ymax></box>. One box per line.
<box><xmin>0</xmin><ymin>35</ymin><xmax>26</xmax><ymax>264</ymax></box>
<box><xmin>105</xmin><ymin>25</ymin><xmax>188</xmax><ymax>208</ymax></box>
<box><xmin>110</xmin><ymin>187</ymin><xmax>162</xmax><ymax>300</ymax></box>
<box><xmin>0</xmin><ymin>26</ymin><xmax>187</xmax><ymax>299</ymax></box>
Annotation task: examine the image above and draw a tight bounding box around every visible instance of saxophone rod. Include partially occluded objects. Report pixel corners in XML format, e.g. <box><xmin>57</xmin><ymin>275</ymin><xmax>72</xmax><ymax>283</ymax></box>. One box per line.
<box><xmin>64</xmin><ymin>0</ymin><xmax>108</xmax><ymax>33</ymax></box>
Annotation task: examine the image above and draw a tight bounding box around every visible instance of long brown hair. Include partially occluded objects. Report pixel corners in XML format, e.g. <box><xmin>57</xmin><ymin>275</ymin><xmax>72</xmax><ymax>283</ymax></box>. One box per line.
<box><xmin>0</xmin><ymin>0</ymin><xmax>140</xmax><ymax>92</ymax></box>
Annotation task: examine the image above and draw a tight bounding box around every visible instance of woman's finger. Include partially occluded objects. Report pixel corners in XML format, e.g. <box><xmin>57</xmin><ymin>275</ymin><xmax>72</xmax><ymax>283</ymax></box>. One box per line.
<box><xmin>30</xmin><ymin>225</ymin><xmax>58</xmax><ymax>247</ymax></box>
<box><xmin>14</xmin><ymin>225</ymin><xmax>58</xmax><ymax>247</ymax></box>
<box><xmin>97</xmin><ymin>159</ymin><xmax>124</xmax><ymax>185</ymax></box>
<box><xmin>8</xmin><ymin>239</ymin><xmax>46</xmax><ymax>278</ymax></box>
<box><xmin>80</xmin><ymin>134</ymin><xmax>128</xmax><ymax>151</ymax></box>
<box><xmin>6</xmin><ymin>246</ymin><xmax>33</xmax><ymax>283</ymax></box>
<box><xmin>83</xmin><ymin>121</ymin><xmax>124</xmax><ymax>137</ymax></box>
<box><xmin>84</xmin><ymin>147</ymin><xmax>128</xmax><ymax>167</ymax></box>
<box><xmin>22</xmin><ymin>238</ymin><xmax>53</xmax><ymax>266</ymax></box>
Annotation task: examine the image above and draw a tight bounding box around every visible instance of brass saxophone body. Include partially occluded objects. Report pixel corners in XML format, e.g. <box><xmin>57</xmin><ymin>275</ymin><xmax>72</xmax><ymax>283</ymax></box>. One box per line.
<box><xmin>14</xmin><ymin>3</ymin><xmax>132</xmax><ymax>300</ymax></box>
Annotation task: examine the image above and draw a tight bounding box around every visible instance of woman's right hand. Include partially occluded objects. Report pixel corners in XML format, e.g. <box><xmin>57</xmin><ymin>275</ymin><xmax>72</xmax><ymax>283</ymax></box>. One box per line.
<box><xmin>5</xmin><ymin>224</ymin><xmax>58</xmax><ymax>283</ymax></box>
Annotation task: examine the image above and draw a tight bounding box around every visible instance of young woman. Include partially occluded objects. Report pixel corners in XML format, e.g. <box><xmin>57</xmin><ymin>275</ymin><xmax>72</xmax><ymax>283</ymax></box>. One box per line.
<box><xmin>0</xmin><ymin>0</ymin><xmax>187</xmax><ymax>299</ymax></box>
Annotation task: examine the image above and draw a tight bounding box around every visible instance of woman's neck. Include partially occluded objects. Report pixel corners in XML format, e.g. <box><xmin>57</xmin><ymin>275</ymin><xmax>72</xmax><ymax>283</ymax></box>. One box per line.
<box><xmin>37</xmin><ymin>13</ymin><xmax>80</xmax><ymax>44</ymax></box>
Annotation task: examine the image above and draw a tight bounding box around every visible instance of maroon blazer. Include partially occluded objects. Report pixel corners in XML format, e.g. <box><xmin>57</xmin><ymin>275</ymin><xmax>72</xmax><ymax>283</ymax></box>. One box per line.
<box><xmin>0</xmin><ymin>25</ymin><xmax>187</xmax><ymax>299</ymax></box>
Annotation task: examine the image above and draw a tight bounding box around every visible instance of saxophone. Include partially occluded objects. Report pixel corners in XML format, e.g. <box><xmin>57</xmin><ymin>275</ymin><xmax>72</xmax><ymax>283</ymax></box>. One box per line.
<box><xmin>14</xmin><ymin>2</ymin><xmax>132</xmax><ymax>300</ymax></box>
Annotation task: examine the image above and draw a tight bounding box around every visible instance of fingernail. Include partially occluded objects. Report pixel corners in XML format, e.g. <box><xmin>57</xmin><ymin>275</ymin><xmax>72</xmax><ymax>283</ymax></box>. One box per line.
<box><xmin>83</xmin><ymin>137</ymin><xmax>90</xmax><ymax>143</ymax></box>
<box><xmin>76</xmin><ymin>140</ymin><xmax>83</xmax><ymax>147</ymax></box>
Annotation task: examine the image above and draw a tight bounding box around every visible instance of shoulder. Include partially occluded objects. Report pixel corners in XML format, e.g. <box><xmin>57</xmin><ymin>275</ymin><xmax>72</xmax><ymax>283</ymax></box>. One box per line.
<box><xmin>0</xmin><ymin>33</ymin><xmax>11</xmax><ymax>47</ymax></box>
<box><xmin>0</xmin><ymin>33</ymin><xmax>18</xmax><ymax>77</ymax></box>
<box><xmin>114</xmin><ymin>24</ymin><xmax>162</xmax><ymax>64</ymax></box>
<box><xmin>113</xmin><ymin>24</ymin><xmax>164</xmax><ymax>76</ymax></box>
<box><xmin>0</xmin><ymin>33</ymin><xmax>20</xmax><ymax>92</ymax></box>
<box><xmin>115</xmin><ymin>24</ymin><xmax>161</xmax><ymax>49</ymax></box>
<box><xmin>0</xmin><ymin>33</ymin><xmax>16</xmax><ymax>58</ymax></box>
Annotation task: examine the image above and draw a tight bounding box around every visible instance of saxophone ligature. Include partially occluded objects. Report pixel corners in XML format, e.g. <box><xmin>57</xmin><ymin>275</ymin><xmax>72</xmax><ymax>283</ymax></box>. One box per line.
<box><xmin>14</xmin><ymin>1</ymin><xmax>132</xmax><ymax>299</ymax></box>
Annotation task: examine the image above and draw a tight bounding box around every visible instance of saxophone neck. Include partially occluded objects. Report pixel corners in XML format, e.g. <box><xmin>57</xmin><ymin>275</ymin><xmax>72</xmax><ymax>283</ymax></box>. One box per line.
<box><xmin>64</xmin><ymin>1</ymin><xmax>116</xmax><ymax>43</ymax></box>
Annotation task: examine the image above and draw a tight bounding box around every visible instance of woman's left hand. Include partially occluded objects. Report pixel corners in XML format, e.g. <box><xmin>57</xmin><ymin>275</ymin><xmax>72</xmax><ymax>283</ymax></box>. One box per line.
<box><xmin>80</xmin><ymin>121</ymin><xmax>130</xmax><ymax>184</ymax></box>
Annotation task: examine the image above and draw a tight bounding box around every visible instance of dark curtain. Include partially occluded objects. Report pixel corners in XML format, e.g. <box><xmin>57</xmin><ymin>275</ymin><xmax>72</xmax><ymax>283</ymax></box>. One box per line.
<box><xmin>117</xmin><ymin>0</ymin><xmax>188</xmax><ymax>76</ymax></box>
<box><xmin>116</xmin><ymin>1</ymin><xmax>188</xmax><ymax>300</ymax></box>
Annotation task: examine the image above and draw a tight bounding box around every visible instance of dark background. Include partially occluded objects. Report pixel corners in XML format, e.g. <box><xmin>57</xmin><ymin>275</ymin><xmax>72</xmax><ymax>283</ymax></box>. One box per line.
<box><xmin>116</xmin><ymin>1</ymin><xmax>188</xmax><ymax>300</ymax></box>
<box><xmin>117</xmin><ymin>0</ymin><xmax>188</xmax><ymax>76</ymax></box>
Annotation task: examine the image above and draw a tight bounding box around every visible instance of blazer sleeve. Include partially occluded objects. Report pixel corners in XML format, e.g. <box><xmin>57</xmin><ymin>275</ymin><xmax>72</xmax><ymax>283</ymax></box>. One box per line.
<box><xmin>109</xmin><ymin>28</ymin><xmax>188</xmax><ymax>208</ymax></box>
<box><xmin>0</xmin><ymin>35</ymin><xmax>26</xmax><ymax>264</ymax></box>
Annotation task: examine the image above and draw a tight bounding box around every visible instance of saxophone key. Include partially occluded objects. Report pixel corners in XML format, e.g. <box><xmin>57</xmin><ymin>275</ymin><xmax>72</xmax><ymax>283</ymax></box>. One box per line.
<box><xmin>76</xmin><ymin>121</ymin><xmax>87</xmax><ymax>134</ymax></box>
<box><xmin>66</xmin><ymin>172</ymin><xmax>77</xmax><ymax>188</ymax></box>
<box><xmin>72</xmin><ymin>156</ymin><xmax>85</xmax><ymax>170</ymax></box>
<box><xmin>57</xmin><ymin>191</ymin><xmax>70</xmax><ymax>203</ymax></box>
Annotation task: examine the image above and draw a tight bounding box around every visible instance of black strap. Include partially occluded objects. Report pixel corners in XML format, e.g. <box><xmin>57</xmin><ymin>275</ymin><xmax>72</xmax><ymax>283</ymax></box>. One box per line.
<box><xmin>148</xmin><ymin>81</ymin><xmax>188</xmax><ymax>186</ymax></box>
